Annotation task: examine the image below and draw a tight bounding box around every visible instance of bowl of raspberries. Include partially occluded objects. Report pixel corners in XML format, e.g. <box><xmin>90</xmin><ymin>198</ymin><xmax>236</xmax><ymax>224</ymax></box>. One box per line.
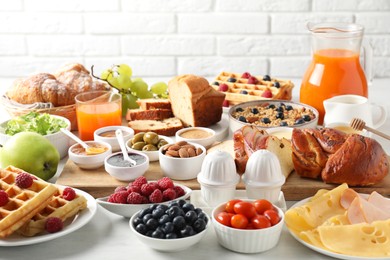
<box><xmin>96</xmin><ymin>176</ymin><xmax>192</xmax><ymax>218</ymax></box>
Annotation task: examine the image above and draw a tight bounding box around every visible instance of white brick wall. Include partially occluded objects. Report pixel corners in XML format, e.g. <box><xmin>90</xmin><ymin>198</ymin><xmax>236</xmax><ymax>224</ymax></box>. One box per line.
<box><xmin>0</xmin><ymin>0</ymin><xmax>389</xmax><ymax>83</ymax></box>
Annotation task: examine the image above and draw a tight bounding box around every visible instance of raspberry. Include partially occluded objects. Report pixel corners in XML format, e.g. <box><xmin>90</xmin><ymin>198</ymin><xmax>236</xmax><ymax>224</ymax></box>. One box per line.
<box><xmin>141</xmin><ymin>196</ymin><xmax>149</xmax><ymax>204</ymax></box>
<box><xmin>222</xmin><ymin>100</ymin><xmax>229</xmax><ymax>107</ymax></box>
<box><xmin>45</xmin><ymin>217</ymin><xmax>63</xmax><ymax>233</ymax></box>
<box><xmin>247</xmin><ymin>76</ymin><xmax>258</xmax><ymax>84</ymax></box>
<box><xmin>149</xmin><ymin>189</ymin><xmax>163</xmax><ymax>203</ymax></box>
<box><xmin>162</xmin><ymin>188</ymin><xmax>177</xmax><ymax>202</ymax></box>
<box><xmin>112</xmin><ymin>191</ymin><xmax>129</xmax><ymax>204</ymax></box>
<box><xmin>241</xmin><ymin>72</ymin><xmax>251</xmax><ymax>78</ymax></box>
<box><xmin>140</xmin><ymin>183</ymin><xmax>155</xmax><ymax>196</ymax></box>
<box><xmin>114</xmin><ymin>186</ymin><xmax>127</xmax><ymax>193</ymax></box>
<box><xmin>261</xmin><ymin>89</ymin><xmax>273</xmax><ymax>98</ymax></box>
<box><xmin>15</xmin><ymin>172</ymin><xmax>34</xmax><ymax>189</ymax></box>
<box><xmin>127</xmin><ymin>185</ymin><xmax>141</xmax><ymax>194</ymax></box>
<box><xmin>218</xmin><ymin>83</ymin><xmax>229</xmax><ymax>92</ymax></box>
<box><xmin>132</xmin><ymin>176</ymin><xmax>148</xmax><ymax>189</ymax></box>
<box><xmin>107</xmin><ymin>194</ymin><xmax>116</xmax><ymax>203</ymax></box>
<box><xmin>0</xmin><ymin>190</ymin><xmax>9</xmax><ymax>206</ymax></box>
<box><xmin>62</xmin><ymin>187</ymin><xmax>76</xmax><ymax>201</ymax></box>
<box><xmin>157</xmin><ymin>177</ymin><xmax>174</xmax><ymax>191</ymax></box>
<box><xmin>149</xmin><ymin>182</ymin><xmax>159</xmax><ymax>190</ymax></box>
<box><xmin>127</xmin><ymin>192</ymin><xmax>144</xmax><ymax>204</ymax></box>
<box><xmin>174</xmin><ymin>186</ymin><xmax>185</xmax><ymax>197</ymax></box>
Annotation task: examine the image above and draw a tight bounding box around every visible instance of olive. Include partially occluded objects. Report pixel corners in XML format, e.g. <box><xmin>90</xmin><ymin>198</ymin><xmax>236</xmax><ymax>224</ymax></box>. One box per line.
<box><xmin>132</xmin><ymin>132</ymin><xmax>145</xmax><ymax>145</ymax></box>
<box><xmin>143</xmin><ymin>132</ymin><xmax>159</xmax><ymax>145</ymax></box>
<box><xmin>157</xmin><ymin>139</ymin><xmax>168</xmax><ymax>148</ymax></box>
<box><xmin>142</xmin><ymin>144</ymin><xmax>158</xmax><ymax>151</ymax></box>
<box><xmin>132</xmin><ymin>141</ymin><xmax>146</xmax><ymax>151</ymax></box>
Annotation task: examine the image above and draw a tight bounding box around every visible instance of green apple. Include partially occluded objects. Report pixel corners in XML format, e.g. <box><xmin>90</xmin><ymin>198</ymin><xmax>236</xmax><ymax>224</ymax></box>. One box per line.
<box><xmin>0</xmin><ymin>132</ymin><xmax>60</xmax><ymax>181</ymax></box>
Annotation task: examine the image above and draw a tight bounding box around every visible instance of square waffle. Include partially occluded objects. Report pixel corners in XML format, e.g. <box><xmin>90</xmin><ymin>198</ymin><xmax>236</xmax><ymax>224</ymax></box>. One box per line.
<box><xmin>17</xmin><ymin>187</ymin><xmax>87</xmax><ymax>236</ymax></box>
<box><xmin>211</xmin><ymin>72</ymin><xmax>294</xmax><ymax>105</ymax></box>
<box><xmin>0</xmin><ymin>166</ymin><xmax>58</xmax><ymax>238</ymax></box>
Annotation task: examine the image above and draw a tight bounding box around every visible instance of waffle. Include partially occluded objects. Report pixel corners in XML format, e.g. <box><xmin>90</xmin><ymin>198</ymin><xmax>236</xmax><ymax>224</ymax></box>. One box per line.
<box><xmin>211</xmin><ymin>72</ymin><xmax>294</xmax><ymax>105</ymax></box>
<box><xmin>0</xmin><ymin>166</ymin><xmax>58</xmax><ymax>238</ymax></box>
<box><xmin>17</xmin><ymin>187</ymin><xmax>87</xmax><ymax>236</ymax></box>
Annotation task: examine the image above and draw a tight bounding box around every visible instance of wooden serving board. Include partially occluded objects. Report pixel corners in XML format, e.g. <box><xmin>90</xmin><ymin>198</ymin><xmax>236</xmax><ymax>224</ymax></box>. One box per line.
<box><xmin>56</xmin><ymin>158</ymin><xmax>390</xmax><ymax>200</ymax></box>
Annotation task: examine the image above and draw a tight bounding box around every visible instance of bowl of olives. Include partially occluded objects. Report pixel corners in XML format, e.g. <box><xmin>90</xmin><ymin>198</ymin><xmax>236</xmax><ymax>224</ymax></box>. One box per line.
<box><xmin>126</xmin><ymin>132</ymin><xmax>174</xmax><ymax>162</ymax></box>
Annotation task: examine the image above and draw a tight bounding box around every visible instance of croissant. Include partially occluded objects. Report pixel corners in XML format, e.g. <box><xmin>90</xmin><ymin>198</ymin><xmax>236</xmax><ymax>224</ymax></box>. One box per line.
<box><xmin>292</xmin><ymin>128</ymin><xmax>389</xmax><ymax>186</ymax></box>
<box><xmin>6</xmin><ymin>63</ymin><xmax>108</xmax><ymax>107</ymax></box>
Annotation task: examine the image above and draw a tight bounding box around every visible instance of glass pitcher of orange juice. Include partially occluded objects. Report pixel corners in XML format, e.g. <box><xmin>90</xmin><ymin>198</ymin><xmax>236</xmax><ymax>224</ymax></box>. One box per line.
<box><xmin>300</xmin><ymin>22</ymin><xmax>372</xmax><ymax>125</ymax></box>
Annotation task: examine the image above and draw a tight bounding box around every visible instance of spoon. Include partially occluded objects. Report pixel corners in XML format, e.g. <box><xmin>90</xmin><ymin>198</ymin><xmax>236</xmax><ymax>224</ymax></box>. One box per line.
<box><xmin>350</xmin><ymin>118</ymin><xmax>390</xmax><ymax>141</ymax></box>
<box><xmin>60</xmin><ymin>128</ymin><xmax>106</xmax><ymax>155</ymax></box>
<box><xmin>115</xmin><ymin>129</ymin><xmax>137</xmax><ymax>166</ymax></box>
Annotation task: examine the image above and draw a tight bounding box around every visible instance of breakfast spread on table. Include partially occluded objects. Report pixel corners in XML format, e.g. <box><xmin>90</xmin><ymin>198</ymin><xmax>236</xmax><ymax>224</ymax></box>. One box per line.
<box><xmin>0</xmin><ymin>22</ymin><xmax>389</xmax><ymax>258</ymax></box>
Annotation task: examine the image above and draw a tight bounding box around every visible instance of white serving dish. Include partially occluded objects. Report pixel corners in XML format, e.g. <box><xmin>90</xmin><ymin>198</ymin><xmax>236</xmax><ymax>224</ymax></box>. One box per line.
<box><xmin>68</xmin><ymin>140</ymin><xmax>112</xmax><ymax>170</ymax></box>
<box><xmin>104</xmin><ymin>151</ymin><xmax>149</xmax><ymax>181</ymax></box>
<box><xmin>94</xmin><ymin>125</ymin><xmax>134</xmax><ymax>152</ymax></box>
<box><xmin>126</xmin><ymin>135</ymin><xmax>173</xmax><ymax>162</ymax></box>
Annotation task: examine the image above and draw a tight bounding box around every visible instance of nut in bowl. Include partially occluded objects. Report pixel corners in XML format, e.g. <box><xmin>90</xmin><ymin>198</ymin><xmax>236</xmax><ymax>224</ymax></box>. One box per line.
<box><xmin>159</xmin><ymin>141</ymin><xmax>206</xmax><ymax>180</ymax></box>
<box><xmin>94</xmin><ymin>125</ymin><xmax>134</xmax><ymax>152</ymax></box>
<box><xmin>68</xmin><ymin>140</ymin><xmax>112</xmax><ymax>169</ymax></box>
<box><xmin>175</xmin><ymin>127</ymin><xmax>216</xmax><ymax>149</ymax></box>
<box><xmin>126</xmin><ymin>132</ymin><xmax>173</xmax><ymax>162</ymax></box>
<box><xmin>212</xmin><ymin>199</ymin><xmax>284</xmax><ymax>254</ymax></box>
<box><xmin>104</xmin><ymin>151</ymin><xmax>149</xmax><ymax>181</ymax></box>
<box><xmin>129</xmin><ymin>200</ymin><xmax>210</xmax><ymax>252</ymax></box>
<box><xmin>229</xmin><ymin>100</ymin><xmax>318</xmax><ymax>133</ymax></box>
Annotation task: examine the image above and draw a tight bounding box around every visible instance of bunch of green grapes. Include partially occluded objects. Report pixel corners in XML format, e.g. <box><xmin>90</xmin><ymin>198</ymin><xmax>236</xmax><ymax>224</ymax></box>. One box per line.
<box><xmin>97</xmin><ymin>64</ymin><xmax>168</xmax><ymax>116</ymax></box>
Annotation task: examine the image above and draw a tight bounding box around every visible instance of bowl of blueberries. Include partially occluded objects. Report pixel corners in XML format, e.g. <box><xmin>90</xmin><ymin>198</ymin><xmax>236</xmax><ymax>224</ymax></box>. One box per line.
<box><xmin>129</xmin><ymin>200</ymin><xmax>210</xmax><ymax>252</ymax></box>
<box><xmin>228</xmin><ymin>100</ymin><xmax>319</xmax><ymax>133</ymax></box>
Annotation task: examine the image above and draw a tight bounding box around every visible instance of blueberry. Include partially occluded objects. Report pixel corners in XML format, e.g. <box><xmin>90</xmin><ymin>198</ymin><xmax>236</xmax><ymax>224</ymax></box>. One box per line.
<box><xmin>178</xmin><ymin>199</ymin><xmax>186</xmax><ymax>207</ymax></box>
<box><xmin>152</xmin><ymin>208</ymin><xmax>165</xmax><ymax>219</ymax></box>
<box><xmin>238</xmin><ymin>116</ymin><xmax>247</xmax><ymax>123</ymax></box>
<box><xmin>280</xmin><ymin>121</ymin><xmax>288</xmax><ymax>126</ymax></box>
<box><xmin>173</xmin><ymin>216</ymin><xmax>186</xmax><ymax>230</ymax></box>
<box><xmin>197</xmin><ymin>212</ymin><xmax>208</xmax><ymax>223</ymax></box>
<box><xmin>152</xmin><ymin>229</ymin><xmax>164</xmax><ymax>239</ymax></box>
<box><xmin>168</xmin><ymin>201</ymin><xmax>180</xmax><ymax>208</ymax></box>
<box><xmin>146</xmin><ymin>218</ymin><xmax>159</xmax><ymax>230</ymax></box>
<box><xmin>261</xmin><ymin>117</ymin><xmax>271</xmax><ymax>124</ymax></box>
<box><xmin>273</xmin><ymin>81</ymin><xmax>280</xmax><ymax>88</ymax></box>
<box><xmin>161</xmin><ymin>222</ymin><xmax>174</xmax><ymax>234</ymax></box>
<box><xmin>145</xmin><ymin>230</ymin><xmax>154</xmax><ymax>237</ymax></box>
<box><xmin>235</xmin><ymin>107</ymin><xmax>244</xmax><ymax>112</ymax></box>
<box><xmin>251</xmin><ymin>108</ymin><xmax>259</xmax><ymax>114</ymax></box>
<box><xmin>240</xmin><ymin>90</ymin><xmax>248</xmax><ymax>94</ymax></box>
<box><xmin>185</xmin><ymin>210</ymin><xmax>198</xmax><ymax>225</ymax></box>
<box><xmin>212</xmin><ymin>81</ymin><xmax>219</xmax><ymax>86</ymax></box>
<box><xmin>193</xmin><ymin>219</ymin><xmax>206</xmax><ymax>233</ymax></box>
<box><xmin>156</xmin><ymin>204</ymin><xmax>168</xmax><ymax>212</ymax></box>
<box><xmin>182</xmin><ymin>203</ymin><xmax>195</xmax><ymax>212</ymax></box>
<box><xmin>263</xmin><ymin>75</ymin><xmax>271</xmax><ymax>81</ymax></box>
<box><xmin>167</xmin><ymin>206</ymin><xmax>181</xmax><ymax>218</ymax></box>
<box><xmin>295</xmin><ymin>118</ymin><xmax>305</xmax><ymax>125</ymax></box>
<box><xmin>159</xmin><ymin>214</ymin><xmax>171</xmax><ymax>225</ymax></box>
<box><xmin>138</xmin><ymin>208</ymin><xmax>152</xmax><ymax>218</ymax></box>
<box><xmin>195</xmin><ymin>208</ymin><xmax>203</xmax><ymax>215</ymax></box>
<box><xmin>267</xmin><ymin>104</ymin><xmax>275</xmax><ymax>109</ymax></box>
<box><xmin>303</xmin><ymin>115</ymin><xmax>312</xmax><ymax>121</ymax></box>
<box><xmin>276</xmin><ymin>112</ymin><xmax>284</xmax><ymax>120</ymax></box>
<box><xmin>276</xmin><ymin>106</ymin><xmax>284</xmax><ymax>112</ymax></box>
<box><xmin>181</xmin><ymin>226</ymin><xmax>195</xmax><ymax>237</ymax></box>
<box><xmin>142</xmin><ymin>213</ymin><xmax>153</xmax><ymax>224</ymax></box>
<box><xmin>285</xmin><ymin>105</ymin><xmax>293</xmax><ymax>111</ymax></box>
<box><xmin>165</xmin><ymin>233</ymin><xmax>178</xmax><ymax>239</ymax></box>
<box><xmin>135</xmin><ymin>223</ymin><xmax>147</xmax><ymax>235</ymax></box>
<box><xmin>227</xmin><ymin>77</ymin><xmax>237</xmax><ymax>83</ymax></box>
<box><xmin>133</xmin><ymin>217</ymin><xmax>143</xmax><ymax>227</ymax></box>
<box><xmin>149</xmin><ymin>204</ymin><xmax>158</xmax><ymax>211</ymax></box>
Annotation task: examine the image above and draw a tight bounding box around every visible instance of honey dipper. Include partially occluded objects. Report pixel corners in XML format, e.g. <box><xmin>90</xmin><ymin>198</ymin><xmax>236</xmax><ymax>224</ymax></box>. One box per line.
<box><xmin>350</xmin><ymin>118</ymin><xmax>390</xmax><ymax>141</ymax></box>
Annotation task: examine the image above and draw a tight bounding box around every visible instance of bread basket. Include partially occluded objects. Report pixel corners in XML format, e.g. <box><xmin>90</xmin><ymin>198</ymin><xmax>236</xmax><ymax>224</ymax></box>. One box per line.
<box><xmin>1</xmin><ymin>95</ymin><xmax>78</xmax><ymax>130</ymax></box>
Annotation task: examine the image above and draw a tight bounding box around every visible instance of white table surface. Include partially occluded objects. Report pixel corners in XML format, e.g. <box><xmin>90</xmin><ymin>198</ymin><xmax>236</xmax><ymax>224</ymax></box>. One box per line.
<box><xmin>0</xmin><ymin>78</ymin><xmax>389</xmax><ymax>260</ymax></box>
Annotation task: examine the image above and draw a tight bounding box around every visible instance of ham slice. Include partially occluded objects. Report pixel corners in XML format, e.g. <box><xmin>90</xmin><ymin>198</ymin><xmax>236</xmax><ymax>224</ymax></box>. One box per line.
<box><xmin>368</xmin><ymin>191</ymin><xmax>390</xmax><ymax>212</ymax></box>
<box><xmin>346</xmin><ymin>194</ymin><xmax>390</xmax><ymax>224</ymax></box>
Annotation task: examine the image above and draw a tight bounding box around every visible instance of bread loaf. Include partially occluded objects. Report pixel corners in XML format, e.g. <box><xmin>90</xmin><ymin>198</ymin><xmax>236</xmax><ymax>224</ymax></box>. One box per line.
<box><xmin>168</xmin><ymin>75</ymin><xmax>225</xmax><ymax>127</ymax></box>
<box><xmin>126</xmin><ymin>108</ymin><xmax>173</xmax><ymax>121</ymax></box>
<box><xmin>291</xmin><ymin>128</ymin><xmax>389</xmax><ymax>186</ymax></box>
<box><xmin>136</xmin><ymin>98</ymin><xmax>171</xmax><ymax>110</ymax></box>
<box><xmin>128</xmin><ymin>117</ymin><xmax>183</xmax><ymax>136</ymax></box>
<box><xmin>6</xmin><ymin>63</ymin><xmax>108</xmax><ymax>107</ymax></box>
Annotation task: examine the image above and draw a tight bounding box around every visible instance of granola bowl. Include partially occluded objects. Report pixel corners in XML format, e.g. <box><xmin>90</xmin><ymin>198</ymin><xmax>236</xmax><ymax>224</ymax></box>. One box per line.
<box><xmin>229</xmin><ymin>100</ymin><xmax>319</xmax><ymax>133</ymax></box>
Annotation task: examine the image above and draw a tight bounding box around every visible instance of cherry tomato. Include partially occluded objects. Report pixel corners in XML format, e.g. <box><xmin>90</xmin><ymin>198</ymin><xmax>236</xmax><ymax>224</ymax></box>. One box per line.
<box><xmin>231</xmin><ymin>214</ymin><xmax>248</xmax><ymax>229</ymax></box>
<box><xmin>233</xmin><ymin>201</ymin><xmax>257</xmax><ymax>218</ymax></box>
<box><xmin>251</xmin><ymin>215</ymin><xmax>271</xmax><ymax>229</ymax></box>
<box><xmin>216</xmin><ymin>212</ymin><xmax>232</xmax><ymax>227</ymax></box>
<box><xmin>225</xmin><ymin>199</ymin><xmax>242</xmax><ymax>213</ymax></box>
<box><xmin>253</xmin><ymin>199</ymin><xmax>273</xmax><ymax>215</ymax></box>
<box><xmin>264</xmin><ymin>209</ymin><xmax>280</xmax><ymax>226</ymax></box>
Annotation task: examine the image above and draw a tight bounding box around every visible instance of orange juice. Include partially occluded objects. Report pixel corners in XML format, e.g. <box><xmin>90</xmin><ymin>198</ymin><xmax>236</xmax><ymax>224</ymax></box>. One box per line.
<box><xmin>300</xmin><ymin>49</ymin><xmax>368</xmax><ymax>125</ymax></box>
<box><xmin>77</xmin><ymin>102</ymin><xmax>122</xmax><ymax>141</ymax></box>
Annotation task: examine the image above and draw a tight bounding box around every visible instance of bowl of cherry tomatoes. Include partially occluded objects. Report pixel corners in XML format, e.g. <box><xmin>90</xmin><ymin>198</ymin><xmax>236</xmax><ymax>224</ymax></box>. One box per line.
<box><xmin>211</xmin><ymin>199</ymin><xmax>284</xmax><ymax>253</ymax></box>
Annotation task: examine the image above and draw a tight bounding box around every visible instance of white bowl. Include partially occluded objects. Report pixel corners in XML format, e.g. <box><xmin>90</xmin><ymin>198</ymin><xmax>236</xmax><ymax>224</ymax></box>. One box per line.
<box><xmin>104</xmin><ymin>151</ymin><xmax>149</xmax><ymax>181</ymax></box>
<box><xmin>126</xmin><ymin>135</ymin><xmax>173</xmax><ymax>162</ymax></box>
<box><xmin>159</xmin><ymin>142</ymin><xmax>206</xmax><ymax>180</ymax></box>
<box><xmin>68</xmin><ymin>140</ymin><xmax>112</xmax><ymax>169</ymax></box>
<box><xmin>96</xmin><ymin>183</ymin><xmax>192</xmax><ymax>218</ymax></box>
<box><xmin>212</xmin><ymin>200</ymin><xmax>284</xmax><ymax>253</ymax></box>
<box><xmin>266</xmin><ymin>127</ymin><xmax>294</xmax><ymax>140</ymax></box>
<box><xmin>0</xmin><ymin>115</ymin><xmax>71</xmax><ymax>159</ymax></box>
<box><xmin>94</xmin><ymin>125</ymin><xmax>135</xmax><ymax>152</ymax></box>
<box><xmin>229</xmin><ymin>100</ymin><xmax>319</xmax><ymax>133</ymax></box>
<box><xmin>175</xmin><ymin>127</ymin><xmax>216</xmax><ymax>148</ymax></box>
<box><xmin>129</xmin><ymin>209</ymin><xmax>210</xmax><ymax>252</ymax></box>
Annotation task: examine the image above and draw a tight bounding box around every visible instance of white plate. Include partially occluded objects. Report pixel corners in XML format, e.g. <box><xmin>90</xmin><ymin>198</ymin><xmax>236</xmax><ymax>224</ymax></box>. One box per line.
<box><xmin>0</xmin><ymin>187</ymin><xmax>97</xmax><ymax>247</ymax></box>
<box><xmin>208</xmin><ymin>114</ymin><xmax>229</xmax><ymax>142</ymax></box>
<box><xmin>287</xmin><ymin>196</ymin><xmax>388</xmax><ymax>260</ymax></box>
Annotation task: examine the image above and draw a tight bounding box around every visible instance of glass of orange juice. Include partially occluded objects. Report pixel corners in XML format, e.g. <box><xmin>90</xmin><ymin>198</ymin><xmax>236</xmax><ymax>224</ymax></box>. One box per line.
<box><xmin>75</xmin><ymin>91</ymin><xmax>122</xmax><ymax>141</ymax></box>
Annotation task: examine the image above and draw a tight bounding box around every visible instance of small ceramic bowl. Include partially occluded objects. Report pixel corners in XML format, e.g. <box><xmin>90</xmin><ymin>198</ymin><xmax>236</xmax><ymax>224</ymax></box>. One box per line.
<box><xmin>96</xmin><ymin>183</ymin><xmax>192</xmax><ymax>218</ymax></box>
<box><xmin>0</xmin><ymin>115</ymin><xmax>71</xmax><ymax>159</ymax></box>
<box><xmin>175</xmin><ymin>127</ymin><xmax>216</xmax><ymax>148</ymax></box>
<box><xmin>229</xmin><ymin>100</ymin><xmax>319</xmax><ymax>133</ymax></box>
<box><xmin>129</xmin><ymin>208</ymin><xmax>210</xmax><ymax>252</ymax></box>
<box><xmin>68</xmin><ymin>140</ymin><xmax>112</xmax><ymax>169</ymax></box>
<box><xmin>94</xmin><ymin>125</ymin><xmax>134</xmax><ymax>152</ymax></box>
<box><xmin>212</xmin><ymin>200</ymin><xmax>284</xmax><ymax>253</ymax></box>
<box><xmin>126</xmin><ymin>135</ymin><xmax>173</xmax><ymax>162</ymax></box>
<box><xmin>104</xmin><ymin>151</ymin><xmax>149</xmax><ymax>181</ymax></box>
<box><xmin>159</xmin><ymin>142</ymin><xmax>206</xmax><ymax>180</ymax></box>
<box><xmin>266</xmin><ymin>127</ymin><xmax>294</xmax><ymax>140</ymax></box>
